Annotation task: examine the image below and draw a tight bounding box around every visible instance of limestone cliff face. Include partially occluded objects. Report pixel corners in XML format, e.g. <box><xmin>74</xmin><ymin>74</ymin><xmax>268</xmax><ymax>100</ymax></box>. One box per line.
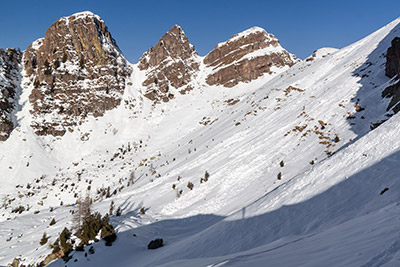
<box><xmin>204</xmin><ymin>27</ymin><xmax>297</xmax><ymax>87</ymax></box>
<box><xmin>23</xmin><ymin>11</ymin><xmax>131</xmax><ymax>136</ymax></box>
<box><xmin>0</xmin><ymin>48</ymin><xmax>22</xmax><ymax>141</ymax></box>
<box><xmin>138</xmin><ymin>25</ymin><xmax>199</xmax><ymax>102</ymax></box>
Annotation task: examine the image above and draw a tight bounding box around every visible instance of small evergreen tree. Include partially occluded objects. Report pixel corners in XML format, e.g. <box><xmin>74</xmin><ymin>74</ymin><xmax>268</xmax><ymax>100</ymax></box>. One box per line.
<box><xmin>334</xmin><ymin>135</ymin><xmax>340</xmax><ymax>143</ymax></box>
<box><xmin>100</xmin><ymin>215</ymin><xmax>117</xmax><ymax>246</ymax></box>
<box><xmin>187</xmin><ymin>181</ymin><xmax>194</xmax><ymax>190</ymax></box>
<box><xmin>140</xmin><ymin>207</ymin><xmax>145</xmax><ymax>215</ymax></box>
<box><xmin>204</xmin><ymin>171</ymin><xmax>210</xmax><ymax>182</ymax></box>
<box><xmin>109</xmin><ymin>200</ymin><xmax>114</xmax><ymax>215</ymax></box>
<box><xmin>76</xmin><ymin>212</ymin><xmax>102</xmax><ymax>245</ymax></box>
<box><xmin>59</xmin><ymin>228</ymin><xmax>73</xmax><ymax>256</ymax></box>
<box><xmin>40</xmin><ymin>232</ymin><xmax>48</xmax><ymax>245</ymax></box>
<box><xmin>49</xmin><ymin>218</ymin><xmax>56</xmax><ymax>226</ymax></box>
<box><xmin>116</xmin><ymin>207</ymin><xmax>122</xmax><ymax>216</ymax></box>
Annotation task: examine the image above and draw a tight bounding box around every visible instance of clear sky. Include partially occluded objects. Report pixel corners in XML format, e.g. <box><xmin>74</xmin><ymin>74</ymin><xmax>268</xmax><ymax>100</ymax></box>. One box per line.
<box><xmin>1</xmin><ymin>0</ymin><xmax>400</xmax><ymax>62</ymax></box>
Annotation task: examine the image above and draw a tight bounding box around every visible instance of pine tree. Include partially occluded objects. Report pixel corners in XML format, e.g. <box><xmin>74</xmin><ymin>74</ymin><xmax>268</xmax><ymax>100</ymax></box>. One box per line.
<box><xmin>187</xmin><ymin>181</ymin><xmax>194</xmax><ymax>190</ymax></box>
<box><xmin>49</xmin><ymin>218</ymin><xmax>56</xmax><ymax>226</ymax></box>
<box><xmin>116</xmin><ymin>206</ymin><xmax>122</xmax><ymax>216</ymax></box>
<box><xmin>100</xmin><ymin>215</ymin><xmax>117</xmax><ymax>246</ymax></box>
<box><xmin>140</xmin><ymin>207</ymin><xmax>145</xmax><ymax>215</ymax></box>
<box><xmin>76</xmin><ymin>212</ymin><xmax>102</xmax><ymax>245</ymax></box>
<box><xmin>59</xmin><ymin>228</ymin><xmax>73</xmax><ymax>255</ymax></box>
<box><xmin>204</xmin><ymin>171</ymin><xmax>210</xmax><ymax>182</ymax></box>
<box><xmin>109</xmin><ymin>200</ymin><xmax>114</xmax><ymax>215</ymax></box>
<box><xmin>40</xmin><ymin>232</ymin><xmax>48</xmax><ymax>245</ymax></box>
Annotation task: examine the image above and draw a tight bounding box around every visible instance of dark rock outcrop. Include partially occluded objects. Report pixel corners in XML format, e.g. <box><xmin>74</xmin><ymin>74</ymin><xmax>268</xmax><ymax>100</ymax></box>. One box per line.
<box><xmin>383</xmin><ymin>37</ymin><xmax>400</xmax><ymax>113</ymax></box>
<box><xmin>24</xmin><ymin>11</ymin><xmax>131</xmax><ymax>136</ymax></box>
<box><xmin>386</xmin><ymin>37</ymin><xmax>400</xmax><ymax>78</ymax></box>
<box><xmin>382</xmin><ymin>80</ymin><xmax>400</xmax><ymax>113</ymax></box>
<box><xmin>147</xmin><ymin>238</ymin><xmax>163</xmax><ymax>249</ymax></box>
<box><xmin>204</xmin><ymin>27</ymin><xmax>296</xmax><ymax>87</ymax></box>
<box><xmin>0</xmin><ymin>48</ymin><xmax>22</xmax><ymax>141</ymax></box>
<box><xmin>138</xmin><ymin>25</ymin><xmax>199</xmax><ymax>102</ymax></box>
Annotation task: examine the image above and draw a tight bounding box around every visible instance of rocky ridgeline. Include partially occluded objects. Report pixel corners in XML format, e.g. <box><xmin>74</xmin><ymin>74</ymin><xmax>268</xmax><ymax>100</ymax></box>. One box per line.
<box><xmin>1</xmin><ymin>12</ymin><xmax>300</xmax><ymax>139</ymax></box>
<box><xmin>204</xmin><ymin>27</ymin><xmax>297</xmax><ymax>87</ymax></box>
<box><xmin>138</xmin><ymin>25</ymin><xmax>200</xmax><ymax>102</ymax></box>
<box><xmin>0</xmin><ymin>48</ymin><xmax>22</xmax><ymax>141</ymax></box>
<box><xmin>24</xmin><ymin>11</ymin><xmax>131</xmax><ymax>136</ymax></box>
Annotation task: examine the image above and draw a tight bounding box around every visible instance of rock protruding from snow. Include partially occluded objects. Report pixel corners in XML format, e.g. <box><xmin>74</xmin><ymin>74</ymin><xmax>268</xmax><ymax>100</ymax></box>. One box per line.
<box><xmin>204</xmin><ymin>27</ymin><xmax>297</xmax><ymax>87</ymax></box>
<box><xmin>138</xmin><ymin>25</ymin><xmax>200</xmax><ymax>102</ymax></box>
<box><xmin>23</xmin><ymin>11</ymin><xmax>131</xmax><ymax>136</ymax></box>
<box><xmin>0</xmin><ymin>48</ymin><xmax>22</xmax><ymax>141</ymax></box>
<box><xmin>382</xmin><ymin>37</ymin><xmax>400</xmax><ymax>113</ymax></box>
<box><xmin>386</xmin><ymin>37</ymin><xmax>400</xmax><ymax>78</ymax></box>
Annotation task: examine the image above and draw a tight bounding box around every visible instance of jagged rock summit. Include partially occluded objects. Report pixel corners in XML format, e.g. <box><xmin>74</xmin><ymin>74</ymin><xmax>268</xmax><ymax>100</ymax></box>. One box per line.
<box><xmin>138</xmin><ymin>24</ymin><xmax>200</xmax><ymax>102</ymax></box>
<box><xmin>137</xmin><ymin>25</ymin><xmax>297</xmax><ymax>103</ymax></box>
<box><xmin>24</xmin><ymin>11</ymin><xmax>131</xmax><ymax>136</ymax></box>
<box><xmin>204</xmin><ymin>26</ymin><xmax>297</xmax><ymax>87</ymax></box>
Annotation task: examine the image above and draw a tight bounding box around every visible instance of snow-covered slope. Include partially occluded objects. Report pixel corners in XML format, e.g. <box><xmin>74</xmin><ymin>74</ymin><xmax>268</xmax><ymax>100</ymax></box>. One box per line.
<box><xmin>1</xmin><ymin>14</ymin><xmax>400</xmax><ymax>267</ymax></box>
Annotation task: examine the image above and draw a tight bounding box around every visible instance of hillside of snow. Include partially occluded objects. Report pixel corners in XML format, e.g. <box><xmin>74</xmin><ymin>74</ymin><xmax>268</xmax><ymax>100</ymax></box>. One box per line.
<box><xmin>1</xmin><ymin>15</ymin><xmax>400</xmax><ymax>267</ymax></box>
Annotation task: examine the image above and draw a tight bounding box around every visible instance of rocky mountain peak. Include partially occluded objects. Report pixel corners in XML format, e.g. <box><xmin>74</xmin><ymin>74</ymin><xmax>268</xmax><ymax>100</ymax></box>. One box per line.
<box><xmin>138</xmin><ymin>25</ymin><xmax>199</xmax><ymax>102</ymax></box>
<box><xmin>139</xmin><ymin>25</ymin><xmax>197</xmax><ymax>70</ymax></box>
<box><xmin>24</xmin><ymin>11</ymin><xmax>131</xmax><ymax>136</ymax></box>
<box><xmin>204</xmin><ymin>26</ymin><xmax>297</xmax><ymax>87</ymax></box>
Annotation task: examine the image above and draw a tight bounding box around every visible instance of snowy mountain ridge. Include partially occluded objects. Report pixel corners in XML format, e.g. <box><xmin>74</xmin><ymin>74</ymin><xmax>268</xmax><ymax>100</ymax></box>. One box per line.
<box><xmin>1</xmin><ymin>12</ymin><xmax>400</xmax><ymax>267</ymax></box>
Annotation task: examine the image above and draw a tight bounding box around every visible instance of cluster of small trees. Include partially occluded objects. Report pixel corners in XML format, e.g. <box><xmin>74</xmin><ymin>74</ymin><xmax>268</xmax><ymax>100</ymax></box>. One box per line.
<box><xmin>73</xmin><ymin>195</ymin><xmax>116</xmax><ymax>247</ymax></box>
<box><xmin>43</xmin><ymin>194</ymin><xmax>117</xmax><ymax>262</ymax></box>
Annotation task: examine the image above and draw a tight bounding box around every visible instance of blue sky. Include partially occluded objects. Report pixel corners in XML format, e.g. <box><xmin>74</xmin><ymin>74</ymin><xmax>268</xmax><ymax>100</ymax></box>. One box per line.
<box><xmin>1</xmin><ymin>0</ymin><xmax>400</xmax><ymax>62</ymax></box>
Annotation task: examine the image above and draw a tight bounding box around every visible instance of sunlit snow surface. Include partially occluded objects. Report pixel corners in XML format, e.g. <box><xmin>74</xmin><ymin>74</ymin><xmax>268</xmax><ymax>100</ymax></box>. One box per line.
<box><xmin>1</xmin><ymin>17</ymin><xmax>400</xmax><ymax>267</ymax></box>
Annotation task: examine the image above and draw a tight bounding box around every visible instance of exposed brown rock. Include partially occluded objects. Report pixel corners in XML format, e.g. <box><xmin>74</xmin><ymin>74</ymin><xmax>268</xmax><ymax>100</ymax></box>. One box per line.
<box><xmin>386</xmin><ymin>37</ymin><xmax>400</xmax><ymax>78</ymax></box>
<box><xmin>0</xmin><ymin>48</ymin><xmax>22</xmax><ymax>141</ymax></box>
<box><xmin>138</xmin><ymin>25</ymin><xmax>199</xmax><ymax>102</ymax></box>
<box><xmin>204</xmin><ymin>27</ymin><xmax>296</xmax><ymax>87</ymax></box>
<box><xmin>24</xmin><ymin>11</ymin><xmax>131</xmax><ymax>136</ymax></box>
